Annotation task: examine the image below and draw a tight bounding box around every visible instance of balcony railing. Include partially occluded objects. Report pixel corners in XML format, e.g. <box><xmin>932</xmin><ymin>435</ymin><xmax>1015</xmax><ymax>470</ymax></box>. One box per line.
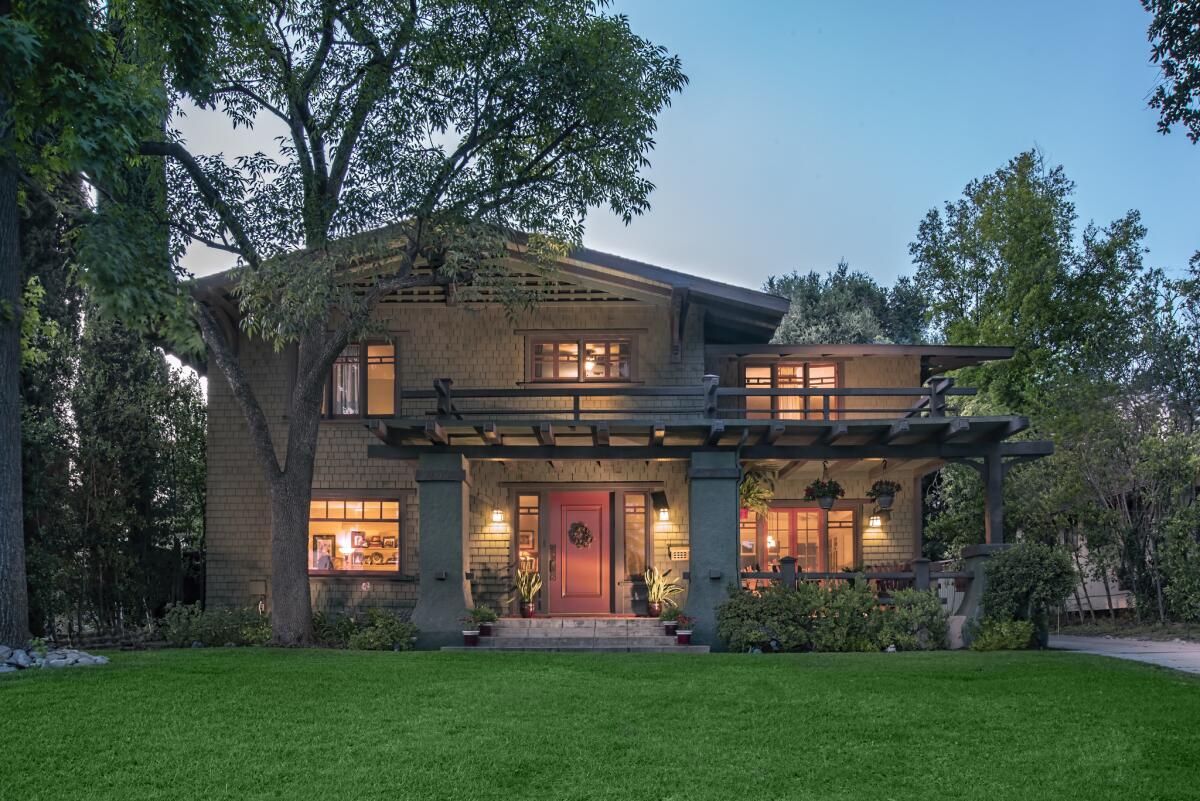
<box><xmin>393</xmin><ymin>376</ymin><xmax>976</xmax><ymax>422</ymax></box>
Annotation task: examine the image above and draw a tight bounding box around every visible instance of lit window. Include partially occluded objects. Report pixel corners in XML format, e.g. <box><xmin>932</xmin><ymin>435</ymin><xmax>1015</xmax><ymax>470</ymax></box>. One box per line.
<box><xmin>624</xmin><ymin>493</ymin><xmax>649</xmax><ymax>578</ymax></box>
<box><xmin>517</xmin><ymin>495</ymin><xmax>540</xmax><ymax>573</ymax></box>
<box><xmin>309</xmin><ymin>497</ymin><xmax>401</xmax><ymax>574</ymax></box>
<box><xmin>742</xmin><ymin>362</ymin><xmax>838</xmax><ymax>419</ymax></box>
<box><xmin>529</xmin><ymin>336</ymin><xmax>632</xmax><ymax>382</ymax></box>
<box><xmin>325</xmin><ymin>341</ymin><xmax>396</xmax><ymax>418</ymax></box>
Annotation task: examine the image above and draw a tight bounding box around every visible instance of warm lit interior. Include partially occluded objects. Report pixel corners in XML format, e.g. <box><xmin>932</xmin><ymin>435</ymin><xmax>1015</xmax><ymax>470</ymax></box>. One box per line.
<box><xmin>366</xmin><ymin>343</ymin><xmax>395</xmax><ymax>416</ymax></box>
<box><xmin>517</xmin><ymin>495</ymin><xmax>539</xmax><ymax>573</ymax></box>
<box><xmin>743</xmin><ymin>362</ymin><xmax>838</xmax><ymax>419</ymax></box>
<box><xmin>740</xmin><ymin>507</ymin><xmax>857</xmax><ymax>575</ymax></box>
<box><xmin>309</xmin><ymin>499</ymin><xmax>400</xmax><ymax>573</ymax></box>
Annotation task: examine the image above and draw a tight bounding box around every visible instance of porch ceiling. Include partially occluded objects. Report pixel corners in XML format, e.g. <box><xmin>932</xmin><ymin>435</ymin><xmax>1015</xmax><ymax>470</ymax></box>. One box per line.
<box><xmin>367</xmin><ymin>416</ymin><xmax>1050</xmax><ymax>462</ymax></box>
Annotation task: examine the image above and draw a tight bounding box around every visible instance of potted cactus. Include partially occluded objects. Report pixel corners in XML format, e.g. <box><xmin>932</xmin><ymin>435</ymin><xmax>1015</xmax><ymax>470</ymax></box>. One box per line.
<box><xmin>644</xmin><ymin>566</ymin><xmax>684</xmax><ymax>617</ymax></box>
<box><xmin>515</xmin><ymin>570</ymin><xmax>542</xmax><ymax>618</ymax></box>
<box><xmin>674</xmin><ymin>614</ymin><xmax>695</xmax><ymax>645</ymax></box>
<box><xmin>659</xmin><ymin>606</ymin><xmax>681</xmax><ymax>636</ymax></box>
<box><xmin>467</xmin><ymin>604</ymin><xmax>498</xmax><ymax>636</ymax></box>
<box><xmin>804</xmin><ymin>477</ymin><xmax>844</xmax><ymax>510</ymax></box>
<box><xmin>867</xmin><ymin>479</ymin><xmax>902</xmax><ymax>510</ymax></box>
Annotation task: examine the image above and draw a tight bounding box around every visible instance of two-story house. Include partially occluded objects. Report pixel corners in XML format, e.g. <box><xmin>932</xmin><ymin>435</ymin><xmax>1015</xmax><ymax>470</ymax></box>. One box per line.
<box><xmin>200</xmin><ymin>243</ymin><xmax>1050</xmax><ymax>648</ymax></box>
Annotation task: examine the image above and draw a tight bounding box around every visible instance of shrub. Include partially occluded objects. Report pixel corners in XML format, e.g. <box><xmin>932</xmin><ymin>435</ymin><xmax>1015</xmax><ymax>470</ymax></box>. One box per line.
<box><xmin>1162</xmin><ymin>505</ymin><xmax>1200</xmax><ymax>623</ymax></box>
<box><xmin>983</xmin><ymin>542</ymin><xmax>1076</xmax><ymax>645</ymax></box>
<box><xmin>160</xmin><ymin>603</ymin><xmax>270</xmax><ymax>647</ymax></box>
<box><xmin>876</xmin><ymin>589</ymin><xmax>949</xmax><ymax>651</ymax></box>
<box><xmin>970</xmin><ymin>619</ymin><xmax>1035</xmax><ymax>651</ymax></box>
<box><xmin>811</xmin><ymin>579</ymin><xmax>878</xmax><ymax>652</ymax></box>
<box><xmin>315</xmin><ymin>609</ymin><xmax>418</xmax><ymax>650</ymax></box>
<box><xmin>716</xmin><ymin>582</ymin><xmax>824</xmax><ymax>652</ymax></box>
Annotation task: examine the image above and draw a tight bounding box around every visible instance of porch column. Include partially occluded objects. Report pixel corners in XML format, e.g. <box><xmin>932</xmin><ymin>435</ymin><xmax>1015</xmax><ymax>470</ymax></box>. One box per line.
<box><xmin>685</xmin><ymin>451</ymin><xmax>740</xmax><ymax>649</ymax></box>
<box><xmin>983</xmin><ymin>446</ymin><xmax>1004</xmax><ymax>545</ymax></box>
<box><xmin>412</xmin><ymin>452</ymin><xmax>474</xmax><ymax>647</ymax></box>
<box><xmin>957</xmin><ymin>543</ymin><xmax>1009</xmax><ymax>647</ymax></box>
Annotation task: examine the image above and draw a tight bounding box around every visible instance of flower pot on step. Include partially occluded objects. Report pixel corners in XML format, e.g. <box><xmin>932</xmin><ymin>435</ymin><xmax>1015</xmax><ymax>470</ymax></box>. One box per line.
<box><xmin>663</xmin><ymin>621</ymin><xmax>677</xmax><ymax>637</ymax></box>
<box><xmin>478</xmin><ymin>622</ymin><xmax>493</xmax><ymax>637</ymax></box>
<box><xmin>647</xmin><ymin>601</ymin><xmax>662</xmax><ymax>618</ymax></box>
<box><xmin>520</xmin><ymin>602</ymin><xmax>536</xmax><ymax>618</ymax></box>
<box><xmin>462</xmin><ymin>630</ymin><xmax>480</xmax><ymax>647</ymax></box>
<box><xmin>676</xmin><ymin>630</ymin><xmax>693</xmax><ymax>645</ymax></box>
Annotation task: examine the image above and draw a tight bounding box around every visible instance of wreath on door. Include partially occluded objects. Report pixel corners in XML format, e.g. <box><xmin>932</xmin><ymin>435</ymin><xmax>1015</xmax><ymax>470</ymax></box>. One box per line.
<box><xmin>567</xmin><ymin>521</ymin><xmax>594</xmax><ymax>549</ymax></box>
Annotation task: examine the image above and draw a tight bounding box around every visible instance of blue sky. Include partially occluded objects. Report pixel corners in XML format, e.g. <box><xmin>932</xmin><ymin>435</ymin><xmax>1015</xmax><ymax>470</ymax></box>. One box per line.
<box><xmin>180</xmin><ymin>2</ymin><xmax>1199</xmax><ymax>289</ymax></box>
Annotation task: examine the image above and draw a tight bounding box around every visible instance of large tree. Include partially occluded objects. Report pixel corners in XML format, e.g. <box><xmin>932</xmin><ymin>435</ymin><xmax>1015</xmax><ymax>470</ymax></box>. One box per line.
<box><xmin>78</xmin><ymin>0</ymin><xmax>685</xmax><ymax>643</ymax></box>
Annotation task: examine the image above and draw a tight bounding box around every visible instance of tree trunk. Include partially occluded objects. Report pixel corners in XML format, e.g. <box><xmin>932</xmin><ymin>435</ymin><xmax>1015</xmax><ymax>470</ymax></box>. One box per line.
<box><xmin>0</xmin><ymin>147</ymin><xmax>30</xmax><ymax>647</ymax></box>
<box><xmin>267</xmin><ymin>463</ymin><xmax>317</xmax><ymax>645</ymax></box>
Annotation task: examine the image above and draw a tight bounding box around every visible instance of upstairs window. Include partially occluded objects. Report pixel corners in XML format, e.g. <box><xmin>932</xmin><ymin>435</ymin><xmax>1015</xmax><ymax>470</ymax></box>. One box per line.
<box><xmin>528</xmin><ymin>335</ymin><xmax>634</xmax><ymax>383</ymax></box>
<box><xmin>742</xmin><ymin>361</ymin><xmax>838</xmax><ymax>419</ymax></box>
<box><xmin>324</xmin><ymin>341</ymin><xmax>396</xmax><ymax>418</ymax></box>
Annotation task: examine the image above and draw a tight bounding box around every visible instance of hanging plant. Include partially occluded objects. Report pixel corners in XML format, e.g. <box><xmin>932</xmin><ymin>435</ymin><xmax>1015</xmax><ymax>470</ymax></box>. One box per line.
<box><xmin>804</xmin><ymin>477</ymin><xmax>844</xmax><ymax>510</ymax></box>
<box><xmin>567</xmin><ymin>521</ymin><xmax>594</xmax><ymax>549</ymax></box>
<box><xmin>867</xmin><ymin>479</ymin><xmax>902</xmax><ymax>509</ymax></box>
<box><xmin>739</xmin><ymin>469</ymin><xmax>776</xmax><ymax>516</ymax></box>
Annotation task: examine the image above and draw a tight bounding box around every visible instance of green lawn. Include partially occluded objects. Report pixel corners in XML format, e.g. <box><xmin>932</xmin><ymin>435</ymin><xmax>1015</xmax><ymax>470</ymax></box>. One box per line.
<box><xmin>2</xmin><ymin>649</ymin><xmax>1198</xmax><ymax>800</ymax></box>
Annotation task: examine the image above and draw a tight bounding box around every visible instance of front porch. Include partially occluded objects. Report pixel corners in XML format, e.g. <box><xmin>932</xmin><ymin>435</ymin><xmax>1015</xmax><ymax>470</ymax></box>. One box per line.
<box><xmin>365</xmin><ymin>377</ymin><xmax>1051</xmax><ymax>648</ymax></box>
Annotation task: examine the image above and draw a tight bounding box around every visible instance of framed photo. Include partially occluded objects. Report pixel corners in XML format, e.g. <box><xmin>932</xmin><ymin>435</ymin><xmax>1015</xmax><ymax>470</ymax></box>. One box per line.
<box><xmin>312</xmin><ymin>535</ymin><xmax>336</xmax><ymax>570</ymax></box>
<box><xmin>350</xmin><ymin>530</ymin><xmax>366</xmax><ymax>548</ymax></box>
<box><xmin>519</xmin><ymin>529</ymin><xmax>535</xmax><ymax>549</ymax></box>
<box><xmin>382</xmin><ymin>535</ymin><xmax>397</xmax><ymax>548</ymax></box>
<box><xmin>351</xmin><ymin>551</ymin><xmax>365</xmax><ymax>567</ymax></box>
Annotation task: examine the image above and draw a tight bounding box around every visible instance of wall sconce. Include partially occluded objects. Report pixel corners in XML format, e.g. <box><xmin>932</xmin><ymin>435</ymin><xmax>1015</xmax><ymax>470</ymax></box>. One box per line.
<box><xmin>868</xmin><ymin>507</ymin><xmax>891</xmax><ymax>528</ymax></box>
<box><xmin>491</xmin><ymin>508</ymin><xmax>505</xmax><ymax>523</ymax></box>
<box><xmin>651</xmin><ymin>490</ymin><xmax>670</xmax><ymax>522</ymax></box>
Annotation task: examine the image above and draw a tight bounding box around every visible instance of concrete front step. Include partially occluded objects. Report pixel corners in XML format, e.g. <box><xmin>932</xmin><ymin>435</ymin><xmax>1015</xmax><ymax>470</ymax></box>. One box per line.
<box><xmin>492</xmin><ymin>618</ymin><xmax>671</xmax><ymax>635</ymax></box>
<box><xmin>482</xmin><ymin>635</ymin><xmax>680</xmax><ymax>648</ymax></box>
<box><xmin>443</xmin><ymin>644</ymin><xmax>710</xmax><ymax>653</ymax></box>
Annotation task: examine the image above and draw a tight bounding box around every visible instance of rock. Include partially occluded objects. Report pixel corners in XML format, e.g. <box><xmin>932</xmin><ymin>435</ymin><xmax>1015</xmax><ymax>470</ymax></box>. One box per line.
<box><xmin>0</xmin><ymin>646</ymin><xmax>11</xmax><ymax>662</ymax></box>
<box><xmin>7</xmin><ymin>649</ymin><xmax>32</xmax><ymax>669</ymax></box>
<box><xmin>0</xmin><ymin>665</ymin><xmax>16</xmax><ymax>674</ymax></box>
<box><xmin>223</xmin><ymin>642</ymin><xmax>236</xmax><ymax>648</ymax></box>
<box><xmin>92</xmin><ymin>655</ymin><xmax>110</xmax><ymax>665</ymax></box>
<box><xmin>47</xmin><ymin>658</ymin><xmax>70</xmax><ymax>668</ymax></box>
<box><xmin>885</xmin><ymin>645</ymin><xmax>897</xmax><ymax>653</ymax></box>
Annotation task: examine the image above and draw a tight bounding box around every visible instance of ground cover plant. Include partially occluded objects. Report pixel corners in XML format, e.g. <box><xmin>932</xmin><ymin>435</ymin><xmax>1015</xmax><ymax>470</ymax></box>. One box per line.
<box><xmin>1</xmin><ymin>649</ymin><xmax>1198</xmax><ymax>801</ymax></box>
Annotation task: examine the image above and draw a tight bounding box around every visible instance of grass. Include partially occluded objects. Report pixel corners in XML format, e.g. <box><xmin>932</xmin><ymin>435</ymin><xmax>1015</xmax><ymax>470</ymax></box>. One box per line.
<box><xmin>2</xmin><ymin>649</ymin><xmax>1199</xmax><ymax>801</ymax></box>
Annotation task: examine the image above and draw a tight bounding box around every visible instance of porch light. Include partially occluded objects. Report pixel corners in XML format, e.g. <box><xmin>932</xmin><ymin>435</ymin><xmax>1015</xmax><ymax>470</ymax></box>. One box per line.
<box><xmin>491</xmin><ymin>508</ymin><xmax>505</xmax><ymax>523</ymax></box>
<box><xmin>651</xmin><ymin>490</ymin><xmax>670</xmax><ymax>522</ymax></box>
<box><xmin>868</xmin><ymin>511</ymin><xmax>882</xmax><ymax>528</ymax></box>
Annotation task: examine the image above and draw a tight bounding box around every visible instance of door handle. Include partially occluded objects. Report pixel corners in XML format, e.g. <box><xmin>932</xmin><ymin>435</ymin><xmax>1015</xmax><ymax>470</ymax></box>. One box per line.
<box><xmin>549</xmin><ymin>544</ymin><xmax>557</xmax><ymax>581</ymax></box>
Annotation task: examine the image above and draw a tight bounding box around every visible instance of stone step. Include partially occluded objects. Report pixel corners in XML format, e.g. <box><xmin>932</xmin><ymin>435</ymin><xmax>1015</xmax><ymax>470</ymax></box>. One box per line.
<box><xmin>492</xmin><ymin>618</ymin><xmax>670</xmax><ymax>635</ymax></box>
<box><xmin>443</xmin><ymin>644</ymin><xmax>710</xmax><ymax>654</ymax></box>
<box><xmin>489</xmin><ymin>626</ymin><xmax>670</xmax><ymax>639</ymax></box>
<box><xmin>481</xmin><ymin>635</ymin><xmax>681</xmax><ymax>648</ymax></box>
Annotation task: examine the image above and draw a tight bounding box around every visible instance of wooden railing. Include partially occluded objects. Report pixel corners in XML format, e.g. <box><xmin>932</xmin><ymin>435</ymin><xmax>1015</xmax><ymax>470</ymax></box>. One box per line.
<box><xmin>738</xmin><ymin>557</ymin><xmax>972</xmax><ymax>602</ymax></box>
<box><xmin>393</xmin><ymin>376</ymin><xmax>976</xmax><ymax>421</ymax></box>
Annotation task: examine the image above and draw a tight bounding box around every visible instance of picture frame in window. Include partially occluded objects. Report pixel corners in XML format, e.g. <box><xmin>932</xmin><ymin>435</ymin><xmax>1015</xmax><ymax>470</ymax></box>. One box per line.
<box><xmin>382</xmin><ymin>535</ymin><xmax>397</xmax><ymax>548</ymax></box>
<box><xmin>312</xmin><ymin>535</ymin><xmax>336</xmax><ymax>571</ymax></box>
<box><xmin>519</xmin><ymin>529</ymin><xmax>534</xmax><ymax>549</ymax></box>
<box><xmin>350</xmin><ymin>530</ymin><xmax>366</xmax><ymax>548</ymax></box>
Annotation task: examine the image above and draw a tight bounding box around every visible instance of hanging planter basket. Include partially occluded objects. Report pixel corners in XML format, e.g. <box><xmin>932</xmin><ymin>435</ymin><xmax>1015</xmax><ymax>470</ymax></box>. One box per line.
<box><xmin>804</xmin><ymin>477</ymin><xmax>844</xmax><ymax>512</ymax></box>
<box><xmin>867</xmin><ymin>479</ymin><xmax>902</xmax><ymax>511</ymax></box>
<box><xmin>817</xmin><ymin>495</ymin><xmax>836</xmax><ymax>511</ymax></box>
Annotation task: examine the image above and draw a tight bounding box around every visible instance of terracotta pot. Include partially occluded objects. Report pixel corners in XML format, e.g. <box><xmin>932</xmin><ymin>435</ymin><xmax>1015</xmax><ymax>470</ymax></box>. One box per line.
<box><xmin>478</xmin><ymin>622</ymin><xmax>493</xmax><ymax>636</ymax></box>
<box><xmin>875</xmin><ymin>494</ymin><xmax>894</xmax><ymax>510</ymax></box>
<box><xmin>663</xmin><ymin>621</ymin><xmax>677</xmax><ymax>636</ymax></box>
<box><xmin>817</xmin><ymin>496</ymin><xmax>835</xmax><ymax>510</ymax></box>
<box><xmin>520</xmin><ymin>602</ymin><xmax>536</xmax><ymax>618</ymax></box>
<box><xmin>647</xmin><ymin>601</ymin><xmax>662</xmax><ymax>618</ymax></box>
<box><xmin>676</xmin><ymin>630</ymin><xmax>692</xmax><ymax>645</ymax></box>
<box><xmin>462</xmin><ymin>630</ymin><xmax>479</xmax><ymax>647</ymax></box>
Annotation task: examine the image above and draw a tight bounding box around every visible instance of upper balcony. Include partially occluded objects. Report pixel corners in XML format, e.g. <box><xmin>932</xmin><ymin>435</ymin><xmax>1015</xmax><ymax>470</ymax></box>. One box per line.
<box><xmin>367</xmin><ymin>375</ymin><xmax>1043</xmax><ymax>463</ymax></box>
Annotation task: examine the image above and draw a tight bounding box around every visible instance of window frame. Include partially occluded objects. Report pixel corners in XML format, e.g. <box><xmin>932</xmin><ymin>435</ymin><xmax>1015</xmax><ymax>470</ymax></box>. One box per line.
<box><xmin>739</xmin><ymin>504</ymin><xmax>859</xmax><ymax>573</ymax></box>
<box><xmin>523</xmin><ymin>331</ymin><xmax>639</xmax><ymax>384</ymax></box>
<box><xmin>307</xmin><ymin>490</ymin><xmax>407</xmax><ymax>578</ymax></box>
<box><xmin>323</xmin><ymin>337</ymin><xmax>400</xmax><ymax>420</ymax></box>
<box><xmin>739</xmin><ymin>359</ymin><xmax>841</xmax><ymax>419</ymax></box>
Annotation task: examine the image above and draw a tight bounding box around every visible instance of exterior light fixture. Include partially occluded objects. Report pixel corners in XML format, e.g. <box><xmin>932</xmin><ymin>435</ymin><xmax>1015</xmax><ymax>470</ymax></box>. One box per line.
<box><xmin>651</xmin><ymin>490</ymin><xmax>670</xmax><ymax>522</ymax></box>
<box><xmin>491</xmin><ymin>508</ymin><xmax>504</xmax><ymax>523</ymax></box>
<box><xmin>868</xmin><ymin>510</ymin><xmax>882</xmax><ymax>528</ymax></box>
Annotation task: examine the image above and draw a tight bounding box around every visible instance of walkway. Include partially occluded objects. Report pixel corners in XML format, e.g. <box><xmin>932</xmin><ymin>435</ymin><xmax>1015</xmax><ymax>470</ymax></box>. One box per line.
<box><xmin>1050</xmin><ymin>634</ymin><xmax>1200</xmax><ymax>675</ymax></box>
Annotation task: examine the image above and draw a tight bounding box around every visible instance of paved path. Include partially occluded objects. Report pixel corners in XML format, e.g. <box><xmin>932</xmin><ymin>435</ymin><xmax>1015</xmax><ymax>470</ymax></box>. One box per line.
<box><xmin>1050</xmin><ymin>635</ymin><xmax>1200</xmax><ymax>675</ymax></box>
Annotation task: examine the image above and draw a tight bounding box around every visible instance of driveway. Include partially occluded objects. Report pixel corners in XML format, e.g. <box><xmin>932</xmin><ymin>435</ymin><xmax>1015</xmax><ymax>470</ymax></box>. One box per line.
<box><xmin>1050</xmin><ymin>635</ymin><xmax>1200</xmax><ymax>675</ymax></box>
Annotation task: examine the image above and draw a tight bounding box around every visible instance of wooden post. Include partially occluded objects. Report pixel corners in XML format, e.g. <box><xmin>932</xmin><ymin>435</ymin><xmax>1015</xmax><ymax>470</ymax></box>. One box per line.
<box><xmin>702</xmin><ymin>374</ymin><xmax>719</xmax><ymax>418</ymax></box>
<box><xmin>434</xmin><ymin>378</ymin><xmax>452</xmax><ymax>418</ymax></box>
<box><xmin>779</xmin><ymin>556</ymin><xmax>798</xmax><ymax>589</ymax></box>
<box><xmin>913</xmin><ymin>558</ymin><xmax>930</xmax><ymax>591</ymax></box>
<box><xmin>983</xmin><ymin>446</ymin><xmax>1004</xmax><ymax>545</ymax></box>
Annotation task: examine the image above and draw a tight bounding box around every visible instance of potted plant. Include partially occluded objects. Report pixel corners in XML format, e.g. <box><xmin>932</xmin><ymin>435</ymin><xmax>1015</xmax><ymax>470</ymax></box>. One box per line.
<box><xmin>739</xmin><ymin>469</ymin><xmax>775</xmax><ymax>517</ymax></box>
<box><xmin>674</xmin><ymin>614</ymin><xmax>695</xmax><ymax>645</ymax></box>
<box><xmin>804</xmin><ymin>477</ymin><xmax>844</xmax><ymax>510</ymax></box>
<box><xmin>515</xmin><ymin>570</ymin><xmax>542</xmax><ymax>618</ymax></box>
<box><xmin>467</xmin><ymin>604</ymin><xmax>498</xmax><ymax>636</ymax></box>
<box><xmin>643</xmin><ymin>566</ymin><xmax>685</xmax><ymax>617</ymax></box>
<box><xmin>867</xmin><ymin>479</ymin><xmax>902</xmax><ymax>510</ymax></box>
<box><xmin>659</xmin><ymin>606</ymin><xmax>681</xmax><ymax>636</ymax></box>
<box><xmin>458</xmin><ymin>616</ymin><xmax>480</xmax><ymax>647</ymax></box>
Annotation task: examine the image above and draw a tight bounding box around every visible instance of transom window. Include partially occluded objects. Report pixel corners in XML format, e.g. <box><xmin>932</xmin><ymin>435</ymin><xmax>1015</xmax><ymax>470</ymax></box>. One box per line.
<box><xmin>308</xmin><ymin>498</ymin><xmax>402</xmax><ymax>574</ymax></box>
<box><xmin>743</xmin><ymin>361</ymin><xmax>838</xmax><ymax>420</ymax></box>
<box><xmin>528</xmin><ymin>335</ymin><xmax>633</xmax><ymax>382</ymax></box>
<box><xmin>324</xmin><ymin>341</ymin><xmax>396</xmax><ymax>418</ymax></box>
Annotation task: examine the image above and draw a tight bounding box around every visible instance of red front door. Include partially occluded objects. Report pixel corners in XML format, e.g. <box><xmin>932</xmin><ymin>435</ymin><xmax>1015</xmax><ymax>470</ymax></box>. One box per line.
<box><xmin>547</xmin><ymin>492</ymin><xmax>610</xmax><ymax>614</ymax></box>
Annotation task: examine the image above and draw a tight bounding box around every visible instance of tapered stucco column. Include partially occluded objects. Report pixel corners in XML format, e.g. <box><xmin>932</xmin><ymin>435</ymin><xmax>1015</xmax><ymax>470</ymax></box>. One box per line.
<box><xmin>685</xmin><ymin>451</ymin><xmax>740</xmax><ymax>649</ymax></box>
<box><xmin>412</xmin><ymin>453</ymin><xmax>474</xmax><ymax>648</ymax></box>
<box><xmin>983</xmin><ymin>446</ymin><xmax>1004</xmax><ymax>545</ymax></box>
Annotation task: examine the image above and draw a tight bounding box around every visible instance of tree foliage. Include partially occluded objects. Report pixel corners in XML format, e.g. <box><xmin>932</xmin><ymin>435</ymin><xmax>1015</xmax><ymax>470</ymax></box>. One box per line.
<box><xmin>1144</xmin><ymin>0</ymin><xmax>1200</xmax><ymax>144</ymax></box>
<box><xmin>766</xmin><ymin>261</ymin><xmax>926</xmax><ymax>345</ymax></box>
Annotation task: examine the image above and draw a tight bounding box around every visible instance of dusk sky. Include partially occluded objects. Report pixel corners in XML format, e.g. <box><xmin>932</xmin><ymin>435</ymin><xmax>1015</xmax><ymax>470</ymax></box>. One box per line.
<box><xmin>179</xmin><ymin>1</ymin><xmax>1200</xmax><ymax>288</ymax></box>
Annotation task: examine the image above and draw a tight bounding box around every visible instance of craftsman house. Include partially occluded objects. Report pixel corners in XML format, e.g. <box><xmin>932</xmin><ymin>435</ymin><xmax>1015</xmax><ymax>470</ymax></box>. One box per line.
<box><xmin>201</xmin><ymin>243</ymin><xmax>1050</xmax><ymax>647</ymax></box>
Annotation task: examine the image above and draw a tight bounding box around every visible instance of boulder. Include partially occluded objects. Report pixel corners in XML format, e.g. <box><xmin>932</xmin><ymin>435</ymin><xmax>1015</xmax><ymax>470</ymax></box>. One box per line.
<box><xmin>0</xmin><ymin>645</ymin><xmax>11</xmax><ymax>662</ymax></box>
<box><xmin>7</xmin><ymin>649</ymin><xmax>32</xmax><ymax>669</ymax></box>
